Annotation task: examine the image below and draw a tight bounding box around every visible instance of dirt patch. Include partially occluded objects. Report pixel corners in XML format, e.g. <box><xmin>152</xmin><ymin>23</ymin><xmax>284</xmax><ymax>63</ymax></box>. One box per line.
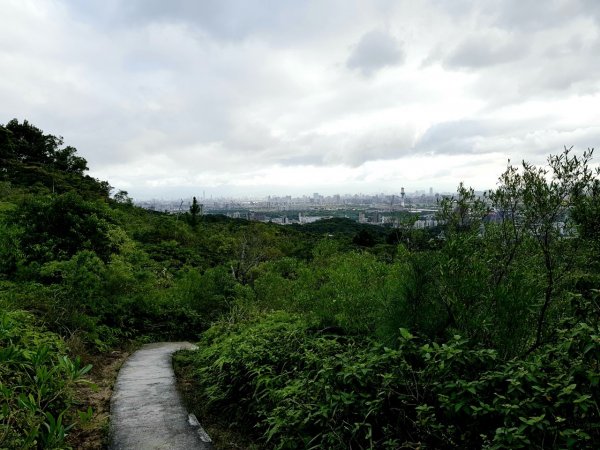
<box><xmin>66</xmin><ymin>349</ymin><xmax>132</xmax><ymax>449</ymax></box>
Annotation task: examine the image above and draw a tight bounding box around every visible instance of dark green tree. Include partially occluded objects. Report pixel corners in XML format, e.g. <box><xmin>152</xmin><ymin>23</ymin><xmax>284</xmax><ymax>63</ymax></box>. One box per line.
<box><xmin>352</xmin><ymin>228</ymin><xmax>376</xmax><ymax>247</ymax></box>
<box><xmin>0</xmin><ymin>119</ymin><xmax>110</xmax><ymax>198</ymax></box>
<box><xmin>189</xmin><ymin>196</ymin><xmax>202</xmax><ymax>228</ymax></box>
<box><xmin>52</xmin><ymin>145</ymin><xmax>88</xmax><ymax>174</ymax></box>
<box><xmin>10</xmin><ymin>191</ymin><xmax>118</xmax><ymax>265</ymax></box>
<box><xmin>113</xmin><ymin>189</ymin><xmax>133</xmax><ymax>205</ymax></box>
<box><xmin>3</xmin><ymin>119</ymin><xmax>61</xmax><ymax>165</ymax></box>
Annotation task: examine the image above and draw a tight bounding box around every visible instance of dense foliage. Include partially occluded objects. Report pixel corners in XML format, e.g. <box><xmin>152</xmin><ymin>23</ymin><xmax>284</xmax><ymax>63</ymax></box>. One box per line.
<box><xmin>177</xmin><ymin>147</ymin><xmax>600</xmax><ymax>449</ymax></box>
<box><xmin>0</xmin><ymin>119</ymin><xmax>110</xmax><ymax>198</ymax></box>
<box><xmin>0</xmin><ymin>307</ymin><xmax>91</xmax><ymax>448</ymax></box>
<box><xmin>178</xmin><ymin>305</ymin><xmax>599</xmax><ymax>449</ymax></box>
<box><xmin>1</xmin><ymin>119</ymin><xmax>599</xmax><ymax>448</ymax></box>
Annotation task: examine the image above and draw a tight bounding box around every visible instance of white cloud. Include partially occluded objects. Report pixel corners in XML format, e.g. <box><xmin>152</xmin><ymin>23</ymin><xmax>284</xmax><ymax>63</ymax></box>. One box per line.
<box><xmin>1</xmin><ymin>0</ymin><xmax>599</xmax><ymax>199</ymax></box>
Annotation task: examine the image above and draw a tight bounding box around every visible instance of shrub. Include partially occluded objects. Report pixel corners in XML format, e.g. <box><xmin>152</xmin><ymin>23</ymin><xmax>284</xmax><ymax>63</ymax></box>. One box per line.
<box><xmin>0</xmin><ymin>310</ymin><xmax>92</xmax><ymax>448</ymax></box>
<box><xmin>181</xmin><ymin>309</ymin><xmax>599</xmax><ymax>449</ymax></box>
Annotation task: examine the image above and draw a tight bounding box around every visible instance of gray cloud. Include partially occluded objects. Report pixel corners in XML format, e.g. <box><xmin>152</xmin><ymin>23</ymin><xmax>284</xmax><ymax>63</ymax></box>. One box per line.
<box><xmin>339</xmin><ymin>127</ymin><xmax>416</xmax><ymax>164</ymax></box>
<box><xmin>465</xmin><ymin>33</ymin><xmax>600</xmax><ymax>108</ymax></box>
<box><xmin>70</xmin><ymin>0</ymin><xmax>294</xmax><ymax>40</ymax></box>
<box><xmin>417</xmin><ymin>120</ymin><xmax>489</xmax><ymax>155</ymax></box>
<box><xmin>485</xmin><ymin>0</ymin><xmax>595</xmax><ymax>31</ymax></box>
<box><xmin>434</xmin><ymin>0</ymin><xmax>600</xmax><ymax>31</ymax></box>
<box><xmin>126</xmin><ymin>0</ymin><xmax>300</xmax><ymax>41</ymax></box>
<box><xmin>423</xmin><ymin>6</ymin><xmax>600</xmax><ymax>107</ymax></box>
<box><xmin>68</xmin><ymin>0</ymin><xmax>370</xmax><ymax>47</ymax></box>
<box><xmin>415</xmin><ymin>118</ymin><xmax>600</xmax><ymax>164</ymax></box>
<box><xmin>444</xmin><ymin>30</ymin><xmax>529</xmax><ymax>69</ymax></box>
<box><xmin>202</xmin><ymin>124</ymin><xmax>417</xmax><ymax>169</ymax></box>
<box><xmin>347</xmin><ymin>30</ymin><xmax>404</xmax><ymax>75</ymax></box>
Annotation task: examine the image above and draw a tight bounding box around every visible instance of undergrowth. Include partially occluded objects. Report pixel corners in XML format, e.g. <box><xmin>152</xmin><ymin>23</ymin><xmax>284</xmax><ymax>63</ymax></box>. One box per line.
<box><xmin>0</xmin><ymin>309</ymin><xmax>92</xmax><ymax>449</ymax></box>
<box><xmin>178</xmin><ymin>305</ymin><xmax>600</xmax><ymax>449</ymax></box>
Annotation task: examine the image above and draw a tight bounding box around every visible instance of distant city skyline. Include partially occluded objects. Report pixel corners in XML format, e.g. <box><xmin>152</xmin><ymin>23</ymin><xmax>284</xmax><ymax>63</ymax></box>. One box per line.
<box><xmin>2</xmin><ymin>1</ymin><xmax>599</xmax><ymax>199</ymax></box>
<box><xmin>126</xmin><ymin>184</ymin><xmax>450</xmax><ymax>202</ymax></box>
<box><xmin>134</xmin><ymin>188</ymin><xmax>453</xmax><ymax>212</ymax></box>
<box><xmin>131</xmin><ymin>186</ymin><xmax>451</xmax><ymax>203</ymax></box>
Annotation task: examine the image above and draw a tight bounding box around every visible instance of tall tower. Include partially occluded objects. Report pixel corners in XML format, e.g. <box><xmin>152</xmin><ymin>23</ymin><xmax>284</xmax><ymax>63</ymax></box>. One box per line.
<box><xmin>401</xmin><ymin>187</ymin><xmax>405</xmax><ymax>208</ymax></box>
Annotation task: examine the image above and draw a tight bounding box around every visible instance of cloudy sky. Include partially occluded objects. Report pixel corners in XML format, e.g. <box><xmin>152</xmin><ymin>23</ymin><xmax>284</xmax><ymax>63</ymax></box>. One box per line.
<box><xmin>2</xmin><ymin>0</ymin><xmax>599</xmax><ymax>199</ymax></box>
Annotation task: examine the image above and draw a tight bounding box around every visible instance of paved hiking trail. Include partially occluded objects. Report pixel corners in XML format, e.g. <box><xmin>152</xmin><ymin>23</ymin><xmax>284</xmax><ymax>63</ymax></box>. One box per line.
<box><xmin>109</xmin><ymin>342</ymin><xmax>212</xmax><ymax>450</ymax></box>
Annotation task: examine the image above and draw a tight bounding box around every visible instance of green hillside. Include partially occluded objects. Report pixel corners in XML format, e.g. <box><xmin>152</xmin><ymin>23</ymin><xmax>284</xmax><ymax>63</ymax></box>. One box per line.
<box><xmin>1</xmin><ymin>120</ymin><xmax>599</xmax><ymax>448</ymax></box>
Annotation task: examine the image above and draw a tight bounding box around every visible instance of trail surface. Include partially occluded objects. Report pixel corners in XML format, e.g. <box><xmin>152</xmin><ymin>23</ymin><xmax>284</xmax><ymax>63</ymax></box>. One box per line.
<box><xmin>109</xmin><ymin>342</ymin><xmax>212</xmax><ymax>450</ymax></box>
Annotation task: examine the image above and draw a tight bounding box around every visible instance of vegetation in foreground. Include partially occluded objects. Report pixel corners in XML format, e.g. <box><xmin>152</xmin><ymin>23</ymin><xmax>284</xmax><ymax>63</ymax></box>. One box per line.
<box><xmin>1</xmin><ymin>119</ymin><xmax>599</xmax><ymax>448</ymax></box>
<box><xmin>177</xmin><ymin>147</ymin><xmax>600</xmax><ymax>449</ymax></box>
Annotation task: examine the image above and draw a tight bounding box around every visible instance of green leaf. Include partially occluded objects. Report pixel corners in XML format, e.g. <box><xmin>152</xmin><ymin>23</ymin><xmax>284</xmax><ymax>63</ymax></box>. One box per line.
<box><xmin>399</xmin><ymin>328</ymin><xmax>414</xmax><ymax>340</ymax></box>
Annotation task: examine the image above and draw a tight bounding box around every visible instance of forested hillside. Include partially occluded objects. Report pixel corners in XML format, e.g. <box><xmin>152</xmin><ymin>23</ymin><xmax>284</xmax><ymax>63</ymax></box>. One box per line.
<box><xmin>1</xmin><ymin>120</ymin><xmax>599</xmax><ymax>449</ymax></box>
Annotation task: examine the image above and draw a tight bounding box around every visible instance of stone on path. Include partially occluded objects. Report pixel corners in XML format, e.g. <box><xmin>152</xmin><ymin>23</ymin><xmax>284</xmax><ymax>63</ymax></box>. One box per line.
<box><xmin>109</xmin><ymin>342</ymin><xmax>212</xmax><ymax>450</ymax></box>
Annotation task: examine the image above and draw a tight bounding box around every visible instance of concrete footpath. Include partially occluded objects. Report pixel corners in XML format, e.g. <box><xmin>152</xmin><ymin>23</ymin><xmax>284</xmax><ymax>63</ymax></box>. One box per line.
<box><xmin>109</xmin><ymin>342</ymin><xmax>212</xmax><ymax>450</ymax></box>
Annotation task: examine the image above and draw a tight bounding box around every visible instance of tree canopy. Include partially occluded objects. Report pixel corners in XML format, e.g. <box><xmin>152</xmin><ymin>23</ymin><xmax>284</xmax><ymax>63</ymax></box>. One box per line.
<box><xmin>0</xmin><ymin>119</ymin><xmax>109</xmax><ymax>198</ymax></box>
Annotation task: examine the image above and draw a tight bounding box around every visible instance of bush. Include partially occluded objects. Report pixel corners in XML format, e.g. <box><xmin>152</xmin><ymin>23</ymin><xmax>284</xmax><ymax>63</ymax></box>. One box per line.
<box><xmin>10</xmin><ymin>192</ymin><xmax>119</xmax><ymax>265</ymax></box>
<box><xmin>181</xmin><ymin>309</ymin><xmax>599</xmax><ymax>449</ymax></box>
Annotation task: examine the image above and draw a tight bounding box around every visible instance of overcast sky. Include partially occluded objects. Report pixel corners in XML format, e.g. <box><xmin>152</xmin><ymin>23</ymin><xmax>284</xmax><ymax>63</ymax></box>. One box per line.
<box><xmin>2</xmin><ymin>0</ymin><xmax>599</xmax><ymax>199</ymax></box>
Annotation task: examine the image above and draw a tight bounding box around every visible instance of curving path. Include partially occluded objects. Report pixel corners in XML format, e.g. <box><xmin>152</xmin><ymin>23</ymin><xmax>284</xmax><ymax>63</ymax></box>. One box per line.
<box><xmin>109</xmin><ymin>342</ymin><xmax>212</xmax><ymax>450</ymax></box>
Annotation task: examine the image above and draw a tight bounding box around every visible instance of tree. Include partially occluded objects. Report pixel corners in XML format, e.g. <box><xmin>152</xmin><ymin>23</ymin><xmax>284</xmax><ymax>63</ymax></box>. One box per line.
<box><xmin>435</xmin><ymin>184</ymin><xmax>491</xmax><ymax>336</ymax></box>
<box><xmin>11</xmin><ymin>191</ymin><xmax>119</xmax><ymax>265</ymax></box>
<box><xmin>53</xmin><ymin>145</ymin><xmax>88</xmax><ymax>174</ymax></box>
<box><xmin>0</xmin><ymin>119</ymin><xmax>111</xmax><ymax>198</ymax></box>
<box><xmin>0</xmin><ymin>124</ymin><xmax>15</xmax><ymax>162</ymax></box>
<box><xmin>188</xmin><ymin>196</ymin><xmax>202</xmax><ymax>228</ymax></box>
<box><xmin>482</xmin><ymin>147</ymin><xmax>596</xmax><ymax>352</ymax></box>
<box><xmin>352</xmin><ymin>228</ymin><xmax>376</xmax><ymax>247</ymax></box>
<box><xmin>519</xmin><ymin>148</ymin><xmax>594</xmax><ymax>349</ymax></box>
<box><xmin>432</xmin><ymin>148</ymin><xmax>598</xmax><ymax>353</ymax></box>
<box><xmin>4</xmin><ymin>119</ymin><xmax>61</xmax><ymax>165</ymax></box>
<box><xmin>113</xmin><ymin>189</ymin><xmax>133</xmax><ymax>205</ymax></box>
<box><xmin>231</xmin><ymin>224</ymin><xmax>281</xmax><ymax>284</ymax></box>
